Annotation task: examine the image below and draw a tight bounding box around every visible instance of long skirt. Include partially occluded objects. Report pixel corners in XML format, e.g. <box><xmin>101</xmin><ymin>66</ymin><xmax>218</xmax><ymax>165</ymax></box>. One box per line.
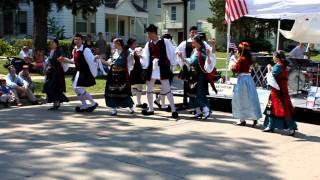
<box><xmin>44</xmin><ymin>70</ymin><xmax>69</xmax><ymax>103</ymax></box>
<box><xmin>263</xmin><ymin>116</ymin><xmax>297</xmax><ymax>130</ymax></box>
<box><xmin>232</xmin><ymin>74</ymin><xmax>262</xmax><ymax>120</ymax></box>
<box><xmin>105</xmin><ymin>68</ymin><xmax>134</xmax><ymax>108</ymax></box>
<box><xmin>188</xmin><ymin>72</ymin><xmax>209</xmax><ymax>109</ymax></box>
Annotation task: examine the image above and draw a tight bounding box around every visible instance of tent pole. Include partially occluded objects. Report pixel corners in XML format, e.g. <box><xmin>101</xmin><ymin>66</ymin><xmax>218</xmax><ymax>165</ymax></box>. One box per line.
<box><xmin>276</xmin><ymin>19</ymin><xmax>281</xmax><ymax>51</ymax></box>
<box><xmin>225</xmin><ymin>22</ymin><xmax>231</xmax><ymax>81</ymax></box>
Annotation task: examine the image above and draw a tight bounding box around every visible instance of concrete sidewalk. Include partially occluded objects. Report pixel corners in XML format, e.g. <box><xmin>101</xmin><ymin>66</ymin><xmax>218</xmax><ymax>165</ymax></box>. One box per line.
<box><xmin>0</xmin><ymin>97</ymin><xmax>320</xmax><ymax>179</ymax></box>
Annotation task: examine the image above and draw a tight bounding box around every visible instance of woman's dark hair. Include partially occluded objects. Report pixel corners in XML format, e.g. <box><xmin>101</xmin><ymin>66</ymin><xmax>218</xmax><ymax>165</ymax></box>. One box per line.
<box><xmin>52</xmin><ymin>39</ymin><xmax>59</xmax><ymax>47</ymax></box>
<box><xmin>127</xmin><ymin>38</ymin><xmax>137</xmax><ymax>47</ymax></box>
<box><xmin>239</xmin><ymin>44</ymin><xmax>252</xmax><ymax>62</ymax></box>
<box><xmin>273</xmin><ymin>50</ymin><xmax>286</xmax><ymax>60</ymax></box>
<box><xmin>114</xmin><ymin>38</ymin><xmax>125</xmax><ymax>49</ymax></box>
<box><xmin>273</xmin><ymin>50</ymin><xmax>289</xmax><ymax>66</ymax></box>
<box><xmin>193</xmin><ymin>34</ymin><xmax>205</xmax><ymax>49</ymax></box>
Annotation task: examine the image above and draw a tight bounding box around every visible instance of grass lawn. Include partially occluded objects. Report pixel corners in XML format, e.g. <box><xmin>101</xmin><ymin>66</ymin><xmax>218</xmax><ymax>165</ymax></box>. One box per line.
<box><xmin>33</xmin><ymin>76</ymin><xmax>106</xmax><ymax>98</ymax></box>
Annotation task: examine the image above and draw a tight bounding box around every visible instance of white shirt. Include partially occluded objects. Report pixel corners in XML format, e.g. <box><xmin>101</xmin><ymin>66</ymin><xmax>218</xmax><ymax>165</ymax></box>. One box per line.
<box><xmin>19</xmin><ymin>49</ymin><xmax>32</xmax><ymax>60</ymax></box>
<box><xmin>140</xmin><ymin>38</ymin><xmax>177</xmax><ymax>80</ymax></box>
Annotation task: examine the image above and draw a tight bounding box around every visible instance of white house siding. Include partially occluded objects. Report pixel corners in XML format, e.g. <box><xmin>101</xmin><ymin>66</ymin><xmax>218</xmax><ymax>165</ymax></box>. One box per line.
<box><xmin>49</xmin><ymin>5</ymin><xmax>74</xmax><ymax>38</ymax></box>
<box><xmin>96</xmin><ymin>7</ymin><xmax>106</xmax><ymax>36</ymax></box>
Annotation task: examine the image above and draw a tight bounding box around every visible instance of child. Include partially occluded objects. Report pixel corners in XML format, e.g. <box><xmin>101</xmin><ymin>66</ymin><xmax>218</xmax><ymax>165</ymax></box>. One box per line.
<box><xmin>0</xmin><ymin>78</ymin><xmax>14</xmax><ymax>107</ymax></box>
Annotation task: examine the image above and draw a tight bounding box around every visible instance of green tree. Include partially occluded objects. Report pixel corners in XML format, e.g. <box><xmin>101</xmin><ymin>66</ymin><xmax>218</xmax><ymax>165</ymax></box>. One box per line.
<box><xmin>0</xmin><ymin>0</ymin><xmax>108</xmax><ymax>52</ymax></box>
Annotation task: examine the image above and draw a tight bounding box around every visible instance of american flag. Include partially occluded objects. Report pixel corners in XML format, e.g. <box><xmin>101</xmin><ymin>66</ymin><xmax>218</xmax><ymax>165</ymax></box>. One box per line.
<box><xmin>225</xmin><ymin>0</ymin><xmax>249</xmax><ymax>23</ymax></box>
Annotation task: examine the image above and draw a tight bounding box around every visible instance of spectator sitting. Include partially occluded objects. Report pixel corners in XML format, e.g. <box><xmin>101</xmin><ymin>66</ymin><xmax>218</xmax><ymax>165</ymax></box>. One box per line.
<box><xmin>5</xmin><ymin>65</ymin><xmax>41</xmax><ymax>106</ymax></box>
<box><xmin>19</xmin><ymin>46</ymin><xmax>33</xmax><ymax>64</ymax></box>
<box><xmin>18</xmin><ymin>65</ymin><xmax>35</xmax><ymax>92</ymax></box>
<box><xmin>0</xmin><ymin>78</ymin><xmax>15</xmax><ymax>107</ymax></box>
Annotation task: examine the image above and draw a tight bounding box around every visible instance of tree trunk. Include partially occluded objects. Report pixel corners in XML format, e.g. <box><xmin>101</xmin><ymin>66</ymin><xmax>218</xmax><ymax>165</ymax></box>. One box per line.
<box><xmin>32</xmin><ymin>0</ymin><xmax>50</xmax><ymax>53</ymax></box>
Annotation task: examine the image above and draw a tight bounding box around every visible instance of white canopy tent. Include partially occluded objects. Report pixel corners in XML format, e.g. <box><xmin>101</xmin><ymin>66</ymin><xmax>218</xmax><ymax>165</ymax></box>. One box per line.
<box><xmin>279</xmin><ymin>15</ymin><xmax>320</xmax><ymax>44</ymax></box>
<box><xmin>224</xmin><ymin>0</ymin><xmax>320</xmax><ymax>79</ymax></box>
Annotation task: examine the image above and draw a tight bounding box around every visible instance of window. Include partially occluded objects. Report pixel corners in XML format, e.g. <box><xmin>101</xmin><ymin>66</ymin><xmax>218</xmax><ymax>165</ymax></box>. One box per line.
<box><xmin>157</xmin><ymin>0</ymin><xmax>161</xmax><ymax>8</ymax></box>
<box><xmin>18</xmin><ymin>11</ymin><xmax>27</xmax><ymax>34</ymax></box>
<box><xmin>75</xmin><ymin>13</ymin><xmax>96</xmax><ymax>34</ymax></box>
<box><xmin>119</xmin><ymin>20</ymin><xmax>125</xmax><ymax>36</ymax></box>
<box><xmin>105</xmin><ymin>18</ymin><xmax>109</xmax><ymax>32</ymax></box>
<box><xmin>190</xmin><ymin>0</ymin><xmax>195</xmax><ymax>10</ymax></box>
<box><xmin>171</xmin><ymin>6</ymin><xmax>176</xmax><ymax>21</ymax></box>
<box><xmin>3</xmin><ymin>11</ymin><xmax>14</xmax><ymax>35</ymax></box>
<box><xmin>143</xmin><ymin>0</ymin><xmax>147</xmax><ymax>9</ymax></box>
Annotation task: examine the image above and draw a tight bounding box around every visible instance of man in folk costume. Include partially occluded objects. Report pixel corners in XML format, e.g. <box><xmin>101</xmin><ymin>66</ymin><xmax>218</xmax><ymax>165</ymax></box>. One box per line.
<box><xmin>140</xmin><ymin>24</ymin><xmax>178</xmax><ymax>118</ymax></box>
<box><xmin>58</xmin><ymin>33</ymin><xmax>98</xmax><ymax>112</ymax></box>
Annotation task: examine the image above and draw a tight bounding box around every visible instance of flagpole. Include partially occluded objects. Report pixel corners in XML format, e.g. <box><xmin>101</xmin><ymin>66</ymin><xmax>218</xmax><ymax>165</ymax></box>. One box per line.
<box><xmin>276</xmin><ymin>19</ymin><xmax>281</xmax><ymax>51</ymax></box>
<box><xmin>225</xmin><ymin>22</ymin><xmax>231</xmax><ymax>81</ymax></box>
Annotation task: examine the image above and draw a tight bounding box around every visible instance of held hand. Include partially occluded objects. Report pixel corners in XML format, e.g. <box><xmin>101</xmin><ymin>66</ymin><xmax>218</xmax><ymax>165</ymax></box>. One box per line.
<box><xmin>177</xmin><ymin>51</ymin><xmax>183</xmax><ymax>58</ymax></box>
<box><xmin>267</xmin><ymin>64</ymin><xmax>272</xmax><ymax>73</ymax></box>
<box><xmin>57</xmin><ymin>56</ymin><xmax>65</xmax><ymax>63</ymax></box>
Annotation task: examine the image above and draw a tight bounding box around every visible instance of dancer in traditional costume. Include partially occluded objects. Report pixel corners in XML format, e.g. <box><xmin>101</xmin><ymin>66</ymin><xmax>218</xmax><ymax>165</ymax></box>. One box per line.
<box><xmin>58</xmin><ymin>34</ymin><xmax>98</xmax><ymax>112</ymax></box>
<box><xmin>185</xmin><ymin>34</ymin><xmax>215</xmax><ymax>119</ymax></box>
<box><xmin>263</xmin><ymin>51</ymin><xmax>297</xmax><ymax>136</ymax></box>
<box><xmin>127</xmin><ymin>38</ymin><xmax>146</xmax><ymax>108</ymax></box>
<box><xmin>231</xmin><ymin>42</ymin><xmax>262</xmax><ymax>126</ymax></box>
<box><xmin>102</xmin><ymin>38</ymin><xmax>134</xmax><ymax>116</ymax></box>
<box><xmin>140</xmin><ymin>24</ymin><xmax>178</xmax><ymax>118</ymax></box>
<box><xmin>44</xmin><ymin>39</ymin><xmax>69</xmax><ymax>110</ymax></box>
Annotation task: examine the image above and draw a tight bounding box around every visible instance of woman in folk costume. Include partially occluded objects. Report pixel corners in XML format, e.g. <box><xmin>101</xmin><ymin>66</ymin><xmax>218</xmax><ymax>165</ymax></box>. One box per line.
<box><xmin>185</xmin><ymin>34</ymin><xmax>216</xmax><ymax>119</ymax></box>
<box><xmin>263</xmin><ymin>51</ymin><xmax>297</xmax><ymax>136</ymax></box>
<box><xmin>58</xmin><ymin>33</ymin><xmax>98</xmax><ymax>112</ymax></box>
<box><xmin>231</xmin><ymin>42</ymin><xmax>262</xmax><ymax>126</ymax></box>
<box><xmin>127</xmin><ymin>38</ymin><xmax>146</xmax><ymax>109</ymax></box>
<box><xmin>102</xmin><ymin>38</ymin><xmax>134</xmax><ymax>116</ymax></box>
<box><xmin>44</xmin><ymin>39</ymin><xmax>69</xmax><ymax>110</ymax></box>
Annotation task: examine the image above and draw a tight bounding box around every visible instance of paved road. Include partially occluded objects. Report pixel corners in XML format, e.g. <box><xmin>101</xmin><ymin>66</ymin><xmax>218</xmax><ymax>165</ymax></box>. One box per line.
<box><xmin>0</xmin><ymin>97</ymin><xmax>320</xmax><ymax>180</ymax></box>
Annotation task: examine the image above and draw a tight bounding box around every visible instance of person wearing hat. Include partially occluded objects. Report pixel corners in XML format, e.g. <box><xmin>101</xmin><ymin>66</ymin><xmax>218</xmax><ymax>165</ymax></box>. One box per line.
<box><xmin>18</xmin><ymin>65</ymin><xmax>34</xmax><ymax>92</ymax></box>
<box><xmin>5</xmin><ymin>66</ymin><xmax>40</xmax><ymax>106</ymax></box>
<box><xmin>58</xmin><ymin>33</ymin><xmax>98</xmax><ymax>112</ymax></box>
<box><xmin>43</xmin><ymin>39</ymin><xmax>69</xmax><ymax>110</ymax></box>
<box><xmin>0</xmin><ymin>78</ymin><xmax>14</xmax><ymax>107</ymax></box>
<box><xmin>231</xmin><ymin>42</ymin><xmax>262</xmax><ymax>127</ymax></box>
<box><xmin>140</xmin><ymin>24</ymin><xmax>178</xmax><ymax>118</ymax></box>
<box><xmin>263</xmin><ymin>51</ymin><xmax>297</xmax><ymax>136</ymax></box>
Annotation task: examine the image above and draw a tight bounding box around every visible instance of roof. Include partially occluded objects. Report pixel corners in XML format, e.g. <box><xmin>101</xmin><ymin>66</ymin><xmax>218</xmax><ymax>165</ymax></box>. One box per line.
<box><xmin>163</xmin><ymin>0</ymin><xmax>183</xmax><ymax>5</ymax></box>
<box><xmin>132</xmin><ymin>2</ymin><xmax>147</xmax><ymax>12</ymax></box>
<box><xmin>105</xmin><ymin>0</ymin><xmax>119</xmax><ymax>8</ymax></box>
<box><xmin>105</xmin><ymin>0</ymin><xmax>147</xmax><ymax>12</ymax></box>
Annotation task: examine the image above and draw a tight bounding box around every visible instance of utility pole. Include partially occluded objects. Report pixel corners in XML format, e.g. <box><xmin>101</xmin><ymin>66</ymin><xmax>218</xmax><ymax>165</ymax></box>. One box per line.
<box><xmin>183</xmin><ymin>0</ymin><xmax>188</xmax><ymax>40</ymax></box>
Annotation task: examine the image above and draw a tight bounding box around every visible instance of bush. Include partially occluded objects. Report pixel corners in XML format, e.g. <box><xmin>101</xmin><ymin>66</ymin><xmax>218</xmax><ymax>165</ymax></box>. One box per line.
<box><xmin>240</xmin><ymin>37</ymin><xmax>272</xmax><ymax>52</ymax></box>
<box><xmin>0</xmin><ymin>39</ymin><xmax>17</xmax><ymax>56</ymax></box>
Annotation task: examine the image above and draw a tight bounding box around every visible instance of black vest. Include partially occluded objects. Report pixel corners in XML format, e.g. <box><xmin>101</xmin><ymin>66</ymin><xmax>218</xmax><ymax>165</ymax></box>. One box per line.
<box><xmin>145</xmin><ymin>39</ymin><xmax>172</xmax><ymax>80</ymax></box>
<box><xmin>73</xmin><ymin>46</ymin><xmax>96</xmax><ymax>87</ymax></box>
<box><xmin>185</xmin><ymin>41</ymin><xmax>193</xmax><ymax>58</ymax></box>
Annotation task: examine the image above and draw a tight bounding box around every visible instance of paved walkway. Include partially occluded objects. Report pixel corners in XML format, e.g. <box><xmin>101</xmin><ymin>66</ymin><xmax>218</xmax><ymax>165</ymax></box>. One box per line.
<box><xmin>0</xmin><ymin>97</ymin><xmax>320</xmax><ymax>179</ymax></box>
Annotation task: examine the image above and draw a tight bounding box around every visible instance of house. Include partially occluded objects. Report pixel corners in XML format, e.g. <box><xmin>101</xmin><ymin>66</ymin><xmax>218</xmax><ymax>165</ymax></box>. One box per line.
<box><xmin>50</xmin><ymin>0</ymin><xmax>148</xmax><ymax>43</ymax></box>
<box><xmin>0</xmin><ymin>0</ymin><xmax>216</xmax><ymax>45</ymax></box>
<box><xmin>0</xmin><ymin>1</ymin><xmax>33</xmax><ymax>38</ymax></box>
<box><xmin>143</xmin><ymin>0</ymin><xmax>216</xmax><ymax>45</ymax></box>
<box><xmin>0</xmin><ymin>0</ymin><xmax>149</xmax><ymax>44</ymax></box>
